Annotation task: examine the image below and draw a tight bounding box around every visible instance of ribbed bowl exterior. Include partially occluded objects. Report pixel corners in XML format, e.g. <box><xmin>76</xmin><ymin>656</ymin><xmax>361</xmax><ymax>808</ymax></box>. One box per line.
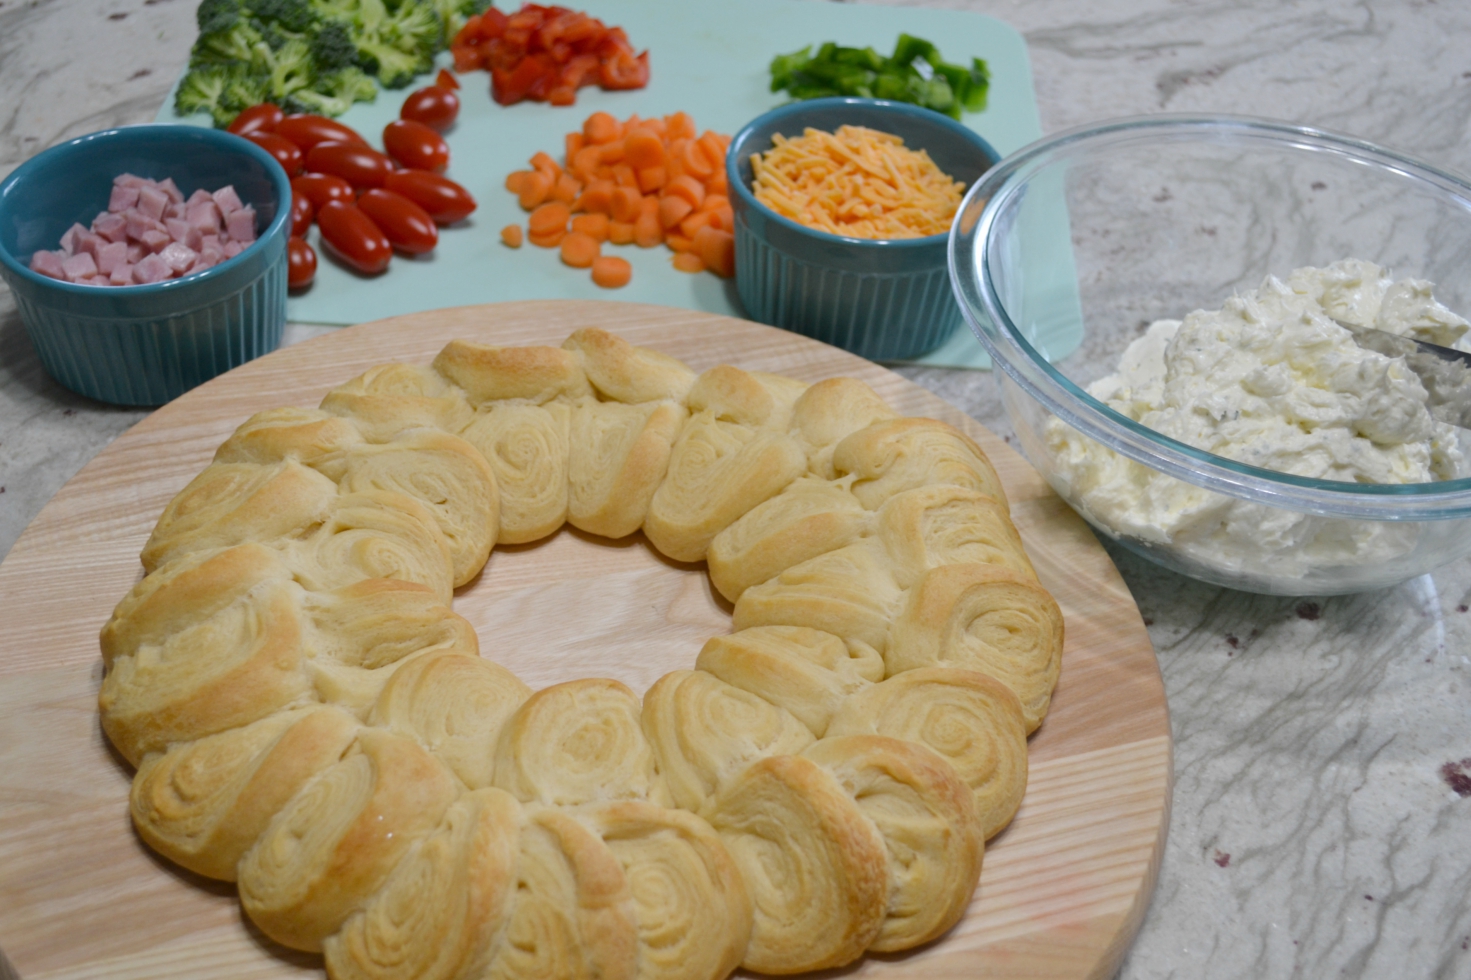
<box><xmin>734</xmin><ymin>209</ymin><xmax>961</xmax><ymax>361</ymax></box>
<box><xmin>11</xmin><ymin>258</ymin><xmax>286</xmax><ymax>406</ymax></box>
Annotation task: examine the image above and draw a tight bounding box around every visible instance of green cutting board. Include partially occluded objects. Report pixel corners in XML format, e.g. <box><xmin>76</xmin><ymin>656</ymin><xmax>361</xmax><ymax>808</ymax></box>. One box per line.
<box><xmin>158</xmin><ymin>0</ymin><xmax>1048</xmax><ymax>368</ymax></box>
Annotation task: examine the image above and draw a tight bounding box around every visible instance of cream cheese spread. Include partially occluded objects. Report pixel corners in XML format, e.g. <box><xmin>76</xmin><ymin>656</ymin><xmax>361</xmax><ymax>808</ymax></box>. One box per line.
<box><xmin>1045</xmin><ymin>260</ymin><xmax>1469</xmax><ymax>579</ymax></box>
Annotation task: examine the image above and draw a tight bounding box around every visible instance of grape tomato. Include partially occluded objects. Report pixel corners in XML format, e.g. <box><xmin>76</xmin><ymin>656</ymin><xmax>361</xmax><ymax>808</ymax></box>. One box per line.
<box><xmin>287</xmin><ymin>236</ymin><xmax>317</xmax><ymax>288</ymax></box>
<box><xmin>358</xmin><ymin>188</ymin><xmax>439</xmax><ymax>254</ymax></box>
<box><xmin>382</xmin><ymin>170</ymin><xmax>477</xmax><ymax>224</ymax></box>
<box><xmin>244</xmin><ymin>132</ymin><xmax>304</xmax><ymax>177</ymax></box>
<box><xmin>316</xmin><ymin>200</ymin><xmax>391</xmax><ymax>274</ymax></box>
<box><xmin>383</xmin><ymin>119</ymin><xmax>450</xmax><ymax>172</ymax></box>
<box><xmin>291</xmin><ymin>173</ymin><xmax>355</xmax><ymax>211</ymax></box>
<box><xmin>400</xmin><ymin>86</ymin><xmax>460</xmax><ymax>132</ymax></box>
<box><xmin>289</xmin><ymin>193</ymin><xmax>314</xmax><ymax>236</ymax></box>
<box><xmin>277</xmin><ymin>114</ymin><xmax>368</xmax><ymax>152</ymax></box>
<box><xmin>228</xmin><ymin>103</ymin><xmax>283</xmax><ymax>138</ymax></box>
<box><xmin>306</xmin><ymin>141</ymin><xmax>394</xmax><ymax>189</ymax></box>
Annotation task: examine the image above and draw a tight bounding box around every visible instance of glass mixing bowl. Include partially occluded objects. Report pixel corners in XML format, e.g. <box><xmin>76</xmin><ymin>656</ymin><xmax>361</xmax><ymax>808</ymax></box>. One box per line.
<box><xmin>950</xmin><ymin>114</ymin><xmax>1471</xmax><ymax>595</ymax></box>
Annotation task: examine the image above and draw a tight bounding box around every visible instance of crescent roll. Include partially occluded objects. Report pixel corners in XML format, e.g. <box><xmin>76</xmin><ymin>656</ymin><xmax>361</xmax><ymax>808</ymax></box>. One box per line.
<box><xmin>324</xmin><ymin>787</ymin><xmax>522</xmax><ymax>980</ymax></box>
<box><xmin>213</xmin><ymin>407</ymin><xmax>365</xmax><ymax>466</ymax></box>
<box><xmin>562</xmin><ymin>327</ymin><xmax>697</xmax><ymax>404</ymax></box>
<box><xmin>695</xmin><ymin>626</ymin><xmax>881</xmax><ymax>737</ymax></box>
<box><xmin>705</xmin><ymin>753</ymin><xmax>889</xmax><ymax>974</ymax></box>
<box><xmin>833</xmin><ymin>417</ymin><xmax>1007</xmax><ymax>513</ymax></box>
<box><xmin>485</xmin><ymin>805</ymin><xmax>640</xmax><ymax>980</ymax></box>
<box><xmin>460</xmin><ymin>401</ymin><xmax>571</xmax><ymax>544</ymax></box>
<box><xmin>877</xmin><ymin>484</ymin><xmax>1036</xmax><ymax>587</ymax></box>
<box><xmin>319</xmin><ymin>363</ymin><xmax>474</xmax><ymax>443</ymax></box>
<box><xmin>641</xmin><ymin>669</ymin><xmax>814</xmax><ymax>813</ymax></box>
<box><xmin>567</xmin><ymin>398</ymin><xmax>685</xmax><ymax>539</ymax></box>
<box><xmin>886</xmin><ymin>564</ymin><xmax>1064</xmax><ymax>731</ymax></box>
<box><xmin>706</xmin><ymin>476</ymin><xmax>872</xmax><ymax>603</ymax></box>
<box><xmin>827</xmin><ymin>667</ymin><xmax>1029</xmax><ymax>840</ymax></box>
<box><xmin>495</xmin><ymin>678</ymin><xmax>668</xmax><ymax>806</ymax></box>
<box><xmin>238</xmin><ymin>729</ymin><xmax>459</xmax><ymax>952</ymax></box>
<box><xmin>129</xmin><ymin>705</ymin><xmax>359</xmax><ymax>881</ymax></box>
<box><xmin>575</xmin><ymin>801</ymin><xmax>752</xmax><ymax>980</ymax></box>
<box><xmin>802</xmin><ymin>735</ymin><xmax>983</xmax><ymax>952</ymax></box>
<box><xmin>433</xmin><ymin>339</ymin><xmax>592</xmax><ymax>405</ymax></box>
<box><xmin>140</xmin><ymin>460</ymin><xmax>338</xmax><ymax>573</ymax></box>
<box><xmin>789</xmin><ymin>377</ymin><xmax>899</xmax><ymax>478</ymax></box>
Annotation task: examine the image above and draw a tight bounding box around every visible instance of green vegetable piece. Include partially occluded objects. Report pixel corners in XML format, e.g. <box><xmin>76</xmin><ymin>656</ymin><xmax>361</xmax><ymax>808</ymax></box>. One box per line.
<box><xmin>768</xmin><ymin>32</ymin><xmax>990</xmax><ymax>119</ymax></box>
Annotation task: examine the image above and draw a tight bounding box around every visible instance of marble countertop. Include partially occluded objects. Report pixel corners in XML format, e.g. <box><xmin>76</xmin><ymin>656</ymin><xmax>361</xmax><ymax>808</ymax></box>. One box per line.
<box><xmin>2</xmin><ymin>1</ymin><xmax>1470</xmax><ymax>977</ymax></box>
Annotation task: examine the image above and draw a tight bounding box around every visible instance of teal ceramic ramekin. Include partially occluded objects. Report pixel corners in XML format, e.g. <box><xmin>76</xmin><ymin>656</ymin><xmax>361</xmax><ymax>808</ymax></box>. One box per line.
<box><xmin>0</xmin><ymin>125</ymin><xmax>291</xmax><ymax>406</ymax></box>
<box><xmin>727</xmin><ymin>97</ymin><xmax>998</xmax><ymax>361</ymax></box>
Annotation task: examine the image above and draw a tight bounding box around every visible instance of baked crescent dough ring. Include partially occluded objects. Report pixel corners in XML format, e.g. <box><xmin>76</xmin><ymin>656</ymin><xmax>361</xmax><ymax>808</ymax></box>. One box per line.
<box><xmin>98</xmin><ymin>328</ymin><xmax>1065</xmax><ymax>977</ymax></box>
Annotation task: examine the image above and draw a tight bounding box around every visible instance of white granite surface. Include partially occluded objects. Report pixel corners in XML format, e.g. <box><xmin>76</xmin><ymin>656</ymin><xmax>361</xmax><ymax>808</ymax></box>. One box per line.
<box><xmin>2</xmin><ymin>1</ymin><xmax>1470</xmax><ymax>978</ymax></box>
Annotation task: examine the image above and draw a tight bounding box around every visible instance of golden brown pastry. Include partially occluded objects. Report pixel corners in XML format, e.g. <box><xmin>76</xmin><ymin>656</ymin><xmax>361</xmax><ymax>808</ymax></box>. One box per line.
<box><xmin>562</xmin><ymin>327</ymin><xmax>696</xmax><ymax>404</ymax></box>
<box><xmin>574</xmin><ymin>801</ymin><xmax>752</xmax><ymax>980</ymax></box>
<box><xmin>788</xmin><ymin>377</ymin><xmax>899</xmax><ymax>478</ymax></box>
<box><xmin>371</xmin><ymin>650</ymin><xmax>531</xmax><ymax>790</ymax></box>
<box><xmin>140</xmin><ymin>460</ymin><xmax>338</xmax><ymax>573</ymax></box>
<box><xmin>238</xmin><ymin>729</ymin><xmax>459</xmax><ymax>952</ymax></box>
<box><xmin>494</xmin><ymin>678</ymin><xmax>668</xmax><ymax>806</ymax></box>
<box><xmin>877</xmin><ymin>484</ymin><xmax>1036</xmax><ymax>587</ymax></box>
<box><xmin>641</xmin><ymin>669</ymin><xmax>814</xmax><ymax>813</ymax></box>
<box><xmin>484</xmin><ymin>804</ymin><xmax>639</xmax><ymax>980</ymax></box>
<box><xmin>319</xmin><ymin>363</ymin><xmax>474</xmax><ymax>442</ymax></box>
<box><xmin>704</xmin><ymin>753</ymin><xmax>889</xmax><ymax>974</ymax></box>
<box><xmin>460</xmin><ymin>401</ymin><xmax>570</xmax><ymax>544</ymax></box>
<box><xmin>324</xmin><ymin>787</ymin><xmax>522</xmax><ymax>980</ymax></box>
<box><xmin>731</xmin><ymin>538</ymin><xmax>902</xmax><ymax>661</ymax></box>
<box><xmin>833</xmin><ymin>417</ymin><xmax>1007</xmax><ymax>512</ymax></box>
<box><xmin>827</xmin><ymin>667</ymin><xmax>1029</xmax><ymax>840</ymax></box>
<box><xmin>433</xmin><ymin>339</ymin><xmax>592</xmax><ymax>405</ymax></box>
<box><xmin>886</xmin><ymin>564</ymin><xmax>1064</xmax><ymax>732</ymax></box>
<box><xmin>695</xmin><ymin>626</ymin><xmax>880</xmax><ymax>737</ymax></box>
<box><xmin>213</xmin><ymin>406</ymin><xmax>365</xmax><ymax>466</ymax></box>
<box><xmin>705</xmin><ymin>476</ymin><xmax>871</xmax><ymax>603</ymax></box>
<box><xmin>567</xmin><ymin>398</ymin><xmax>685</xmax><ymax>539</ymax></box>
<box><xmin>129</xmin><ymin>705</ymin><xmax>359</xmax><ymax>881</ymax></box>
<box><xmin>803</xmin><ymin>735</ymin><xmax>983</xmax><ymax>951</ymax></box>
<box><xmin>281</xmin><ymin>490</ymin><xmax>455</xmax><ymax>604</ymax></box>
<box><xmin>99</xmin><ymin>545</ymin><xmax>312</xmax><ymax>766</ymax></box>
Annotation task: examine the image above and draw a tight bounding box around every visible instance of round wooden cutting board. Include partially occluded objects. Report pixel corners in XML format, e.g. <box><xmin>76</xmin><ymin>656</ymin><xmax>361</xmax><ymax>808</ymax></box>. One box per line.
<box><xmin>0</xmin><ymin>302</ymin><xmax>1170</xmax><ymax>980</ymax></box>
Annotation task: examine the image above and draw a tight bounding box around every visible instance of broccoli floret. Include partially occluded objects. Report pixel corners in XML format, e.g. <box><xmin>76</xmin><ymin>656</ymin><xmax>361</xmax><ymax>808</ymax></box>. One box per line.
<box><xmin>196</xmin><ymin>0</ymin><xmax>243</xmax><ymax>35</ymax></box>
<box><xmin>191</xmin><ymin>17</ymin><xmax>273</xmax><ymax>69</ymax></box>
<box><xmin>265</xmin><ymin>36</ymin><xmax>317</xmax><ymax>100</ymax></box>
<box><xmin>175</xmin><ymin>64</ymin><xmax>235</xmax><ymax>125</ymax></box>
<box><xmin>352</xmin><ymin>0</ymin><xmax>440</xmax><ymax>88</ymax></box>
<box><xmin>430</xmin><ymin>0</ymin><xmax>491</xmax><ymax>47</ymax></box>
<box><xmin>309</xmin><ymin>20</ymin><xmax>359</xmax><ymax>70</ymax></box>
<box><xmin>251</xmin><ymin>0</ymin><xmax>318</xmax><ymax>33</ymax></box>
<box><xmin>287</xmin><ymin>65</ymin><xmax>378</xmax><ymax>115</ymax></box>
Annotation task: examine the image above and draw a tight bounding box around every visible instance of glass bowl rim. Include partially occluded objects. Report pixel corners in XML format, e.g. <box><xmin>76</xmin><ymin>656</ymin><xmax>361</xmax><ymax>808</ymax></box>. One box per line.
<box><xmin>950</xmin><ymin>112</ymin><xmax>1471</xmax><ymax>521</ymax></box>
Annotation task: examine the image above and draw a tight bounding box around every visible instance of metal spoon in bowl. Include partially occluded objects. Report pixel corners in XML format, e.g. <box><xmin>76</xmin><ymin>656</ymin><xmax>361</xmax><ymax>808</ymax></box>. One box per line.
<box><xmin>1331</xmin><ymin>317</ymin><xmax>1471</xmax><ymax>429</ymax></box>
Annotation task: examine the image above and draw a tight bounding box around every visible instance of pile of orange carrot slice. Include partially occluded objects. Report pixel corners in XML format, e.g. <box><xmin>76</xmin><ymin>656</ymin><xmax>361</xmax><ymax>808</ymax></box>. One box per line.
<box><xmin>502</xmin><ymin>110</ymin><xmax>735</xmax><ymax>287</ymax></box>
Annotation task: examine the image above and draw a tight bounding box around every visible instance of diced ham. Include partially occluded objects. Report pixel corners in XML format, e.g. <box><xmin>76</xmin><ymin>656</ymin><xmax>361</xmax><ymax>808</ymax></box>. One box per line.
<box><xmin>166</xmin><ymin>218</ymin><xmax>191</xmax><ymax>242</ymax></box>
<box><xmin>187</xmin><ymin>199</ymin><xmax>222</xmax><ymax>234</ymax></box>
<box><xmin>184</xmin><ymin>226</ymin><xmax>203</xmax><ymax>251</ymax></box>
<box><xmin>29</xmin><ymin>249</ymin><xmax>67</xmax><ymax>279</ymax></box>
<box><xmin>95</xmin><ymin>240</ymin><xmax>129</xmax><ymax>276</ymax></box>
<box><xmin>158</xmin><ymin>178</ymin><xmax>184</xmax><ymax>204</ymax></box>
<box><xmin>92</xmin><ymin>211</ymin><xmax>128</xmax><ymax>243</ymax></box>
<box><xmin>222</xmin><ymin>240</ymin><xmax>244</xmax><ymax>258</ymax></box>
<box><xmin>186</xmin><ymin>188</ymin><xmax>214</xmax><ymax>208</ymax></box>
<box><xmin>131</xmin><ymin>253</ymin><xmax>171</xmax><ymax>284</ymax></box>
<box><xmin>141</xmin><ymin>229</ymin><xmax>171</xmax><ymax>254</ymax></box>
<box><xmin>113</xmin><ymin>173</ymin><xmax>149</xmax><ymax>189</ymax></box>
<box><xmin>159</xmin><ymin>241</ymin><xmax>198</xmax><ymax>273</ymax></box>
<box><xmin>226</xmin><ymin>206</ymin><xmax>257</xmax><ymax>244</ymax></box>
<box><xmin>74</xmin><ymin>229</ymin><xmax>104</xmax><ymax>258</ymax></box>
<box><xmin>126</xmin><ymin>243</ymin><xmax>145</xmax><ymax>263</ymax></box>
<box><xmin>187</xmin><ymin>254</ymin><xmax>216</xmax><ymax>274</ymax></box>
<box><xmin>59</xmin><ymin>223</ymin><xmax>88</xmax><ymax>255</ymax></box>
<box><xmin>124</xmin><ymin>209</ymin><xmax>163</xmax><ymax>241</ymax></box>
<box><xmin>109</xmin><ymin>184</ymin><xmax>140</xmax><ymax>213</ymax></box>
<box><xmin>61</xmin><ymin>251</ymin><xmax>97</xmax><ymax>282</ymax></box>
<box><xmin>136</xmin><ymin>185</ymin><xmax>168</xmax><ymax>221</ymax></box>
<box><xmin>200</xmin><ymin>243</ymin><xmax>226</xmax><ymax>266</ymax></box>
<box><xmin>213</xmin><ymin>185</ymin><xmax>244</xmax><ymax>215</ymax></box>
<box><xmin>109</xmin><ymin>262</ymin><xmax>134</xmax><ymax>285</ymax></box>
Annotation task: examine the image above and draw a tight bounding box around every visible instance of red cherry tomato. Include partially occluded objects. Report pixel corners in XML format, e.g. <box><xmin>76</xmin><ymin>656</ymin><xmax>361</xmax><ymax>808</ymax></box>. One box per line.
<box><xmin>383</xmin><ymin>119</ymin><xmax>450</xmax><ymax>172</ymax></box>
<box><xmin>291</xmin><ymin>173</ymin><xmax>355</xmax><ymax>211</ymax></box>
<box><xmin>435</xmin><ymin>68</ymin><xmax>460</xmax><ymax>90</ymax></box>
<box><xmin>289</xmin><ymin>192</ymin><xmax>313</xmax><ymax>236</ymax></box>
<box><xmin>316</xmin><ymin>200</ymin><xmax>391</xmax><ymax>274</ymax></box>
<box><xmin>276</xmin><ymin>114</ymin><xmax>368</xmax><ymax>152</ymax></box>
<box><xmin>400</xmin><ymin>86</ymin><xmax>460</xmax><ymax>132</ymax></box>
<box><xmin>306</xmin><ymin>141</ymin><xmax>395</xmax><ymax>189</ymax></box>
<box><xmin>228</xmin><ymin>103</ymin><xmax>283</xmax><ymax>138</ymax></box>
<box><xmin>357</xmin><ymin>188</ymin><xmax>439</xmax><ymax>254</ymax></box>
<box><xmin>382</xmin><ymin>169</ymin><xmax>477</xmax><ymax>224</ymax></box>
<box><xmin>244</xmin><ymin>132</ymin><xmax>304</xmax><ymax>177</ymax></box>
<box><xmin>287</xmin><ymin>235</ymin><xmax>317</xmax><ymax>288</ymax></box>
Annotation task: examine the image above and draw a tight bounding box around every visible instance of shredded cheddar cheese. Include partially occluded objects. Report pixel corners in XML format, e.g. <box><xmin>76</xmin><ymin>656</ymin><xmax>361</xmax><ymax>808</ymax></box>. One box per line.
<box><xmin>749</xmin><ymin>125</ymin><xmax>965</xmax><ymax>239</ymax></box>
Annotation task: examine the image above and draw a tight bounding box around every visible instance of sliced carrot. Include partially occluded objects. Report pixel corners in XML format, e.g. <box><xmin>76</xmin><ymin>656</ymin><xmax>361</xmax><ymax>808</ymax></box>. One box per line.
<box><xmin>698</xmin><ymin>193</ymin><xmax>729</xmax><ymax>214</ymax></box>
<box><xmin>528</xmin><ymin>227</ymin><xmax>566</xmax><ymax>248</ymax></box>
<box><xmin>571</xmin><ymin>212</ymin><xmax>610</xmax><ymax>241</ymax></box>
<box><xmin>572</xmin><ymin>144</ymin><xmax>604</xmax><ymax>180</ymax></box>
<box><xmin>639</xmin><ymin>195</ymin><xmax>660</xmax><ymax>217</ymax></box>
<box><xmin>640</xmin><ymin>116</ymin><xmax>667</xmax><ymax>138</ymax></box>
<box><xmin>610</xmin><ymin>185</ymin><xmax>643</xmax><ymax>223</ymax></box>
<box><xmin>636</xmin><ymin>165</ymin><xmax>667</xmax><ymax>194</ymax></box>
<box><xmin>665</xmin><ymin>232</ymin><xmax>694</xmax><ymax>253</ymax></box>
<box><xmin>565</xmin><ymin>131</ymin><xmax>585</xmax><ymax>162</ymax></box>
<box><xmin>672</xmin><ymin>251</ymin><xmax>705</xmax><ymax>273</ymax></box>
<box><xmin>530</xmin><ymin>151</ymin><xmax>562</xmax><ymax>179</ymax></box>
<box><xmin>680</xmin><ymin>139</ymin><xmax>714</xmax><ymax>180</ymax></box>
<box><xmin>693</xmin><ymin>226</ymin><xmax>734</xmax><ymax>278</ymax></box>
<box><xmin>706</xmin><ymin>171</ymin><xmax>729</xmax><ymax>196</ymax></box>
<box><xmin>560</xmin><ymin>230</ymin><xmax>601</xmax><ymax>268</ymax></box>
<box><xmin>501</xmin><ymin>224</ymin><xmax>524</xmax><ymax>248</ymax></box>
<box><xmin>528</xmin><ymin>201</ymin><xmax>571</xmax><ymax>236</ymax></box>
<box><xmin>505</xmin><ymin>169</ymin><xmax>533</xmax><ymax>194</ymax></box>
<box><xmin>665</xmin><ymin>111</ymin><xmax>696</xmax><ymax>140</ymax></box>
<box><xmin>624</xmin><ymin>128</ymin><xmax>665</xmax><ymax>169</ymax></box>
<box><xmin>518</xmin><ymin>169</ymin><xmax>554</xmax><ymax>210</ymax></box>
<box><xmin>658</xmin><ymin>194</ymin><xmax>694</xmax><ymax>230</ymax></box>
<box><xmin>665</xmin><ymin>174</ymin><xmax>705</xmax><ymax>209</ymax></box>
<box><xmin>634</xmin><ymin>210</ymin><xmax>663</xmax><ymax>247</ymax></box>
<box><xmin>698</xmin><ymin>132</ymin><xmax>727</xmax><ymax>173</ymax></box>
<box><xmin>591</xmin><ymin>255</ymin><xmax>632</xmax><ymax>288</ymax></box>
<box><xmin>553</xmin><ymin>172</ymin><xmax>584</xmax><ymax>205</ymax></box>
<box><xmin>577</xmin><ymin>179</ymin><xmax>615</xmax><ymax>215</ymax></box>
<box><xmin>599</xmin><ymin>140</ymin><xmax>627</xmax><ymax>165</ymax></box>
<box><xmin>679</xmin><ymin>210</ymin><xmax>713</xmax><ymax>239</ymax></box>
<box><xmin>593</xmin><ymin>164</ymin><xmax>616</xmax><ymax>182</ymax></box>
<box><xmin>584</xmin><ymin>111</ymin><xmax>621</xmax><ymax>145</ymax></box>
<box><xmin>608</xmin><ymin>163</ymin><xmax>635</xmax><ymax>188</ymax></box>
<box><xmin>708</xmin><ymin>205</ymin><xmax>734</xmax><ymax>232</ymax></box>
<box><xmin>608</xmin><ymin>220</ymin><xmax>636</xmax><ymax>245</ymax></box>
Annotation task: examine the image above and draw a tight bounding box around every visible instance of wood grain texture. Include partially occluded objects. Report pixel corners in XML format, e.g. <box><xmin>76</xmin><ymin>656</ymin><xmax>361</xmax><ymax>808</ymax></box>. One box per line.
<box><xmin>0</xmin><ymin>301</ymin><xmax>1170</xmax><ymax>980</ymax></box>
